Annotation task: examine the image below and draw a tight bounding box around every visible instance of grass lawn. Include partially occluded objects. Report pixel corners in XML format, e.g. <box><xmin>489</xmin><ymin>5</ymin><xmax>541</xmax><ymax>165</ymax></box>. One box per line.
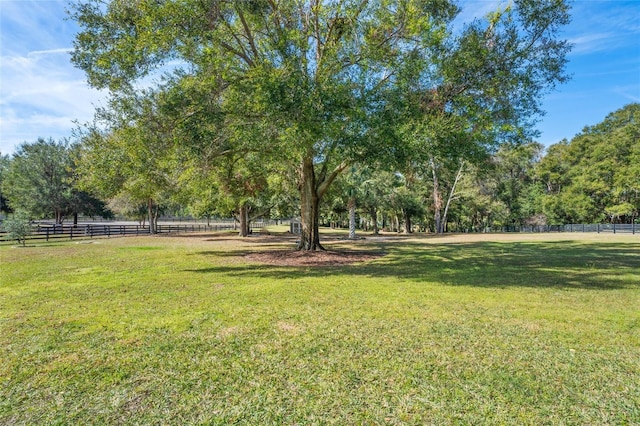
<box><xmin>1</xmin><ymin>230</ymin><xmax>639</xmax><ymax>424</ymax></box>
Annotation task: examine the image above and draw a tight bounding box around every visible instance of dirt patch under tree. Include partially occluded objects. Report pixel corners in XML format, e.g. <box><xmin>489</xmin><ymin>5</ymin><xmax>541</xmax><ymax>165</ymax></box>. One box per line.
<box><xmin>245</xmin><ymin>249</ymin><xmax>384</xmax><ymax>267</ymax></box>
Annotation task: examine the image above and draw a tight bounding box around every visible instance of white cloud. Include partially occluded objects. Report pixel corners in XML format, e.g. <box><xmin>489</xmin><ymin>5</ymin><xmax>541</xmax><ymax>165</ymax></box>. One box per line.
<box><xmin>567</xmin><ymin>32</ymin><xmax>616</xmax><ymax>55</ymax></box>
<box><xmin>612</xmin><ymin>84</ymin><xmax>640</xmax><ymax>103</ymax></box>
<box><xmin>0</xmin><ymin>48</ymin><xmax>106</xmax><ymax>153</ymax></box>
<box><xmin>565</xmin><ymin>0</ymin><xmax>640</xmax><ymax>56</ymax></box>
<box><xmin>0</xmin><ymin>1</ymin><xmax>106</xmax><ymax>154</ymax></box>
<box><xmin>28</xmin><ymin>48</ymin><xmax>74</xmax><ymax>56</ymax></box>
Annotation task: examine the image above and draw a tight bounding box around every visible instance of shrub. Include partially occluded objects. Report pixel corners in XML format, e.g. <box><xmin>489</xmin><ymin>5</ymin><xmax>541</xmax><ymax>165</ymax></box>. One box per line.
<box><xmin>3</xmin><ymin>211</ymin><xmax>32</xmax><ymax>246</ymax></box>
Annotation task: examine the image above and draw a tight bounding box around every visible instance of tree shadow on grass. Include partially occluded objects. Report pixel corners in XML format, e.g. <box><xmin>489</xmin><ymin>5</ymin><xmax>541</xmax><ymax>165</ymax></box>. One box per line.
<box><xmin>185</xmin><ymin>239</ymin><xmax>640</xmax><ymax>290</ymax></box>
<box><xmin>376</xmin><ymin>240</ymin><xmax>640</xmax><ymax>290</ymax></box>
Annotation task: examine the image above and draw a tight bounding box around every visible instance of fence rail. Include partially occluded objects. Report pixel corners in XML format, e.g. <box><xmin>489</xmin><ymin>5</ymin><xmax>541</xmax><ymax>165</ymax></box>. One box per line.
<box><xmin>1</xmin><ymin>221</ymin><xmax>270</xmax><ymax>244</ymax></box>
<box><xmin>3</xmin><ymin>221</ymin><xmax>637</xmax><ymax>243</ymax></box>
<box><xmin>563</xmin><ymin>223</ymin><xmax>638</xmax><ymax>234</ymax></box>
<box><xmin>484</xmin><ymin>223</ymin><xmax>637</xmax><ymax>234</ymax></box>
<box><xmin>286</xmin><ymin>222</ymin><xmax>638</xmax><ymax>236</ymax></box>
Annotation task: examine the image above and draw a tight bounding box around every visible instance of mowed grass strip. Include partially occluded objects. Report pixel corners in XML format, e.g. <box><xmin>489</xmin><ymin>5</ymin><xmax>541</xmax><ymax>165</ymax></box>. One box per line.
<box><xmin>1</xmin><ymin>232</ymin><xmax>639</xmax><ymax>424</ymax></box>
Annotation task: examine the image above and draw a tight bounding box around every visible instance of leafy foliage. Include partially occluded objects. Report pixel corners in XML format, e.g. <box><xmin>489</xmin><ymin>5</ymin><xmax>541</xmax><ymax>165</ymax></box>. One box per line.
<box><xmin>2</xmin><ymin>138</ymin><xmax>108</xmax><ymax>224</ymax></box>
<box><xmin>70</xmin><ymin>0</ymin><xmax>571</xmax><ymax>248</ymax></box>
<box><xmin>2</xmin><ymin>210</ymin><xmax>32</xmax><ymax>246</ymax></box>
<box><xmin>538</xmin><ymin>103</ymin><xmax>640</xmax><ymax>224</ymax></box>
<box><xmin>0</xmin><ymin>154</ymin><xmax>11</xmax><ymax>215</ymax></box>
<box><xmin>76</xmin><ymin>89</ymin><xmax>183</xmax><ymax>232</ymax></box>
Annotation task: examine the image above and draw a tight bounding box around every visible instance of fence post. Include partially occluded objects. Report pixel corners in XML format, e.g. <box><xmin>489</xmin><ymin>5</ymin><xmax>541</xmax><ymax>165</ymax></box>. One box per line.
<box><xmin>613</xmin><ymin>223</ymin><xmax>616</xmax><ymax>234</ymax></box>
<box><xmin>597</xmin><ymin>224</ymin><xmax>600</xmax><ymax>233</ymax></box>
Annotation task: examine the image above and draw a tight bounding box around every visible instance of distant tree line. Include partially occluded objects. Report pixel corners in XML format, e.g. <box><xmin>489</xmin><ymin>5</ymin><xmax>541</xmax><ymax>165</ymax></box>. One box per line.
<box><xmin>537</xmin><ymin>103</ymin><xmax>640</xmax><ymax>225</ymax></box>
<box><xmin>2</xmin><ymin>104</ymin><xmax>638</xmax><ymax>233</ymax></box>
<box><xmin>320</xmin><ymin>103</ymin><xmax>640</xmax><ymax>232</ymax></box>
<box><xmin>0</xmin><ymin>138</ymin><xmax>111</xmax><ymax>225</ymax></box>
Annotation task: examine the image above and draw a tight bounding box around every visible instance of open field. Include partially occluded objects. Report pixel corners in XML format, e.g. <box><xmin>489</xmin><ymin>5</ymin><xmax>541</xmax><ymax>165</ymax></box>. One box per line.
<box><xmin>1</xmin><ymin>230</ymin><xmax>639</xmax><ymax>424</ymax></box>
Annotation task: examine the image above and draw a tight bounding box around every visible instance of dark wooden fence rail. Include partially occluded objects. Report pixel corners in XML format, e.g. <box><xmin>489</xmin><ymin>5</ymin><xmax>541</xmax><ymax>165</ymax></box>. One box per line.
<box><xmin>1</xmin><ymin>221</ymin><xmax>270</xmax><ymax>244</ymax></box>
<box><xmin>484</xmin><ymin>223</ymin><xmax>637</xmax><ymax>234</ymax></box>
<box><xmin>285</xmin><ymin>222</ymin><xmax>638</xmax><ymax>235</ymax></box>
<box><xmin>2</xmin><ymin>221</ymin><xmax>637</xmax><ymax>243</ymax></box>
<box><xmin>564</xmin><ymin>223</ymin><xmax>637</xmax><ymax>234</ymax></box>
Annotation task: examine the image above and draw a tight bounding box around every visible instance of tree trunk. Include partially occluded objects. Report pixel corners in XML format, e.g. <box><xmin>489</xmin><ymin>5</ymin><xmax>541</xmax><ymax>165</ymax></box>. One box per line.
<box><xmin>431</xmin><ymin>158</ymin><xmax>444</xmax><ymax>234</ymax></box>
<box><xmin>298</xmin><ymin>157</ymin><xmax>323</xmax><ymax>250</ymax></box>
<box><xmin>298</xmin><ymin>186</ymin><xmax>322</xmax><ymax>250</ymax></box>
<box><xmin>298</xmin><ymin>156</ymin><xmax>348</xmax><ymax>250</ymax></box>
<box><xmin>442</xmin><ymin>160</ymin><xmax>465</xmax><ymax>234</ymax></box>
<box><xmin>238</xmin><ymin>204</ymin><xmax>250</xmax><ymax>237</ymax></box>
<box><xmin>370</xmin><ymin>206</ymin><xmax>379</xmax><ymax>235</ymax></box>
<box><xmin>348</xmin><ymin>196</ymin><xmax>356</xmax><ymax>239</ymax></box>
<box><xmin>153</xmin><ymin>203</ymin><xmax>159</xmax><ymax>233</ymax></box>
<box><xmin>148</xmin><ymin>198</ymin><xmax>157</xmax><ymax>234</ymax></box>
<box><xmin>403</xmin><ymin>210</ymin><xmax>412</xmax><ymax>234</ymax></box>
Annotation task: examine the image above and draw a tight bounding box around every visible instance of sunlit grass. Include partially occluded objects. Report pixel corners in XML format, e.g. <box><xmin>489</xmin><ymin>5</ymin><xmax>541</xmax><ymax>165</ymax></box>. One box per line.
<box><xmin>1</xmin><ymin>231</ymin><xmax>639</xmax><ymax>424</ymax></box>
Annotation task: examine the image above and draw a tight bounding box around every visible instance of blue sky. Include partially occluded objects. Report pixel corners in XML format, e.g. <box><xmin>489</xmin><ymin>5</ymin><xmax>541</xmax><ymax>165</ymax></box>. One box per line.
<box><xmin>1</xmin><ymin>0</ymin><xmax>639</xmax><ymax>155</ymax></box>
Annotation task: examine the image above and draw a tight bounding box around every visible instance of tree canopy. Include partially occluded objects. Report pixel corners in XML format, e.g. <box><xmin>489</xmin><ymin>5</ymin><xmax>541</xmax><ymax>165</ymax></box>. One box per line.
<box><xmin>538</xmin><ymin>103</ymin><xmax>640</xmax><ymax>224</ymax></box>
<box><xmin>70</xmin><ymin>0</ymin><xmax>572</xmax><ymax>247</ymax></box>
<box><xmin>2</xmin><ymin>138</ymin><xmax>109</xmax><ymax>224</ymax></box>
<box><xmin>3</xmin><ymin>104</ymin><xmax>636</xmax><ymax>235</ymax></box>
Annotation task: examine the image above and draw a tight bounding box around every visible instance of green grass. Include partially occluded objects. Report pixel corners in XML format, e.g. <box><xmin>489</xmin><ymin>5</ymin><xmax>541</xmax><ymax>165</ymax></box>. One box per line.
<box><xmin>1</xmin><ymin>231</ymin><xmax>639</xmax><ymax>424</ymax></box>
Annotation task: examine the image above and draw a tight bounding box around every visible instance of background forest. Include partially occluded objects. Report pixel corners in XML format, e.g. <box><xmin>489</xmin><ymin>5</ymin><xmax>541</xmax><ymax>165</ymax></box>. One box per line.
<box><xmin>2</xmin><ymin>103</ymin><xmax>638</xmax><ymax>233</ymax></box>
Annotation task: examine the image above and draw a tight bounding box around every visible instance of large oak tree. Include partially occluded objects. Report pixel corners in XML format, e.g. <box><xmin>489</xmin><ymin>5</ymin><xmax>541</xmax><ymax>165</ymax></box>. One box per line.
<box><xmin>70</xmin><ymin>0</ymin><xmax>570</xmax><ymax>249</ymax></box>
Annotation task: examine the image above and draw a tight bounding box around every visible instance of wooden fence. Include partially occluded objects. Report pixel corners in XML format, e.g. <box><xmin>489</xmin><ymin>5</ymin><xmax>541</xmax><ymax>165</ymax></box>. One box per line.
<box><xmin>1</xmin><ymin>221</ymin><xmax>270</xmax><ymax>245</ymax></box>
<box><xmin>286</xmin><ymin>222</ymin><xmax>638</xmax><ymax>235</ymax></box>
<box><xmin>3</xmin><ymin>221</ymin><xmax>637</xmax><ymax>243</ymax></box>
<box><xmin>485</xmin><ymin>223</ymin><xmax>638</xmax><ymax>234</ymax></box>
<box><xmin>563</xmin><ymin>223</ymin><xmax>638</xmax><ymax>234</ymax></box>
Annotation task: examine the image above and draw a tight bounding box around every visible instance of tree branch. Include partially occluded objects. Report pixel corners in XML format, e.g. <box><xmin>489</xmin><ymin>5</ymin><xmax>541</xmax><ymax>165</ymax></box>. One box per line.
<box><xmin>237</xmin><ymin>8</ymin><xmax>260</xmax><ymax>60</ymax></box>
<box><xmin>219</xmin><ymin>40</ymin><xmax>254</xmax><ymax>67</ymax></box>
<box><xmin>317</xmin><ymin>161</ymin><xmax>349</xmax><ymax>198</ymax></box>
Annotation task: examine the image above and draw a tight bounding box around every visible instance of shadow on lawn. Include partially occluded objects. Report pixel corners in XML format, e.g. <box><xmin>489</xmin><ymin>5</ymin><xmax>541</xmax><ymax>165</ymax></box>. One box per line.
<box><xmin>187</xmin><ymin>240</ymin><xmax>640</xmax><ymax>290</ymax></box>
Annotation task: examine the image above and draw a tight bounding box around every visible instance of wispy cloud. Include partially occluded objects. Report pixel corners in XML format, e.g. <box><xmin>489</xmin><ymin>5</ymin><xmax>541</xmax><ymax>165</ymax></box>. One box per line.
<box><xmin>613</xmin><ymin>84</ymin><xmax>640</xmax><ymax>103</ymax></box>
<box><xmin>0</xmin><ymin>48</ymin><xmax>106</xmax><ymax>153</ymax></box>
<box><xmin>28</xmin><ymin>48</ymin><xmax>74</xmax><ymax>56</ymax></box>
<box><xmin>0</xmin><ymin>0</ymin><xmax>106</xmax><ymax>154</ymax></box>
<box><xmin>565</xmin><ymin>0</ymin><xmax>640</xmax><ymax>56</ymax></box>
<box><xmin>567</xmin><ymin>32</ymin><xmax>617</xmax><ymax>55</ymax></box>
<box><xmin>584</xmin><ymin>2</ymin><xmax>640</xmax><ymax>34</ymax></box>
